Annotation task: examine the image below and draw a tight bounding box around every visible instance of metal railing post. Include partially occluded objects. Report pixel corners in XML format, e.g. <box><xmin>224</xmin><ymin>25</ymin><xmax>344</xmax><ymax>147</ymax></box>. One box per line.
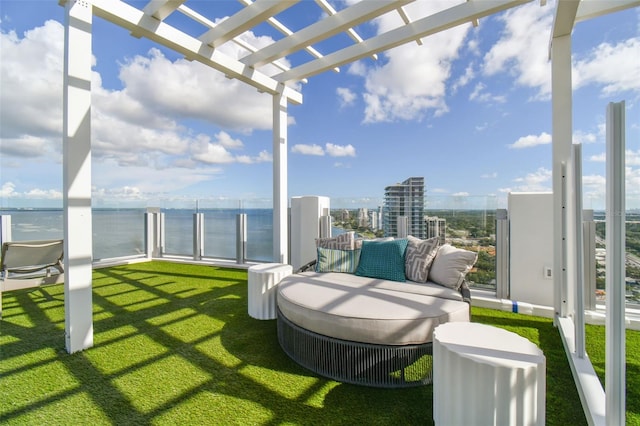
<box><xmin>583</xmin><ymin>209</ymin><xmax>596</xmax><ymax>311</ymax></box>
<box><xmin>145</xmin><ymin>208</ymin><xmax>164</xmax><ymax>259</ymax></box>
<box><xmin>193</xmin><ymin>213</ymin><xmax>204</xmax><ymax>261</ymax></box>
<box><xmin>495</xmin><ymin>209</ymin><xmax>509</xmax><ymax>299</ymax></box>
<box><xmin>236</xmin><ymin>213</ymin><xmax>247</xmax><ymax>264</ymax></box>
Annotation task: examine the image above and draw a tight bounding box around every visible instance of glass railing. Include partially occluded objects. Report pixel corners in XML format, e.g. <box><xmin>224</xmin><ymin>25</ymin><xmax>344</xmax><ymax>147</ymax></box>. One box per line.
<box><xmin>2</xmin><ymin>196</ymin><xmax>639</xmax><ymax>308</ymax></box>
<box><xmin>594</xmin><ymin>214</ymin><xmax>640</xmax><ymax>307</ymax></box>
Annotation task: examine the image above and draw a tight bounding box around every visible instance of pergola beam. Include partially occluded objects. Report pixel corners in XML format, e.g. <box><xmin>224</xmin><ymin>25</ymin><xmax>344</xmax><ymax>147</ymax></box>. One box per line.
<box><xmin>199</xmin><ymin>0</ymin><xmax>298</xmax><ymax>48</ymax></box>
<box><xmin>575</xmin><ymin>0</ymin><xmax>640</xmax><ymax>23</ymax></box>
<box><xmin>314</xmin><ymin>0</ymin><xmax>379</xmax><ymax>59</ymax></box>
<box><xmin>275</xmin><ymin>0</ymin><xmax>532</xmax><ymax>83</ymax></box>
<box><xmin>177</xmin><ymin>4</ymin><xmax>294</xmax><ymax>74</ymax></box>
<box><xmin>241</xmin><ymin>0</ymin><xmax>408</xmax><ymax>68</ymax></box>
<box><xmin>89</xmin><ymin>0</ymin><xmax>302</xmax><ymax>104</ymax></box>
<box><xmin>237</xmin><ymin>0</ymin><xmax>339</xmax><ymax>73</ymax></box>
<box><xmin>142</xmin><ymin>0</ymin><xmax>187</xmax><ymax>21</ymax></box>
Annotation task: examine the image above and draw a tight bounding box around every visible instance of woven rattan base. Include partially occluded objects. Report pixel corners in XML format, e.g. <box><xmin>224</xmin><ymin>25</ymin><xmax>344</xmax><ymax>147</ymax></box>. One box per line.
<box><xmin>277</xmin><ymin>308</ymin><xmax>433</xmax><ymax>388</ymax></box>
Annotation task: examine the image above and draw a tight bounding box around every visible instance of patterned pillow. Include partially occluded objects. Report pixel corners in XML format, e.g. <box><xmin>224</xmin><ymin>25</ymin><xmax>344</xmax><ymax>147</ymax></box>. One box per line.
<box><xmin>316</xmin><ymin>231</ymin><xmax>354</xmax><ymax>250</ymax></box>
<box><xmin>405</xmin><ymin>235</ymin><xmax>440</xmax><ymax>283</ymax></box>
<box><xmin>355</xmin><ymin>239</ymin><xmax>408</xmax><ymax>282</ymax></box>
<box><xmin>316</xmin><ymin>247</ymin><xmax>361</xmax><ymax>273</ymax></box>
<box><xmin>428</xmin><ymin>244</ymin><xmax>478</xmax><ymax>290</ymax></box>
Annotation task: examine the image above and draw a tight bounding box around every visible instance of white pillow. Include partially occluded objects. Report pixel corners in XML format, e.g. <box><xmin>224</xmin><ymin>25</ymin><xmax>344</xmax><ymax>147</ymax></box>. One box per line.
<box><xmin>428</xmin><ymin>244</ymin><xmax>477</xmax><ymax>290</ymax></box>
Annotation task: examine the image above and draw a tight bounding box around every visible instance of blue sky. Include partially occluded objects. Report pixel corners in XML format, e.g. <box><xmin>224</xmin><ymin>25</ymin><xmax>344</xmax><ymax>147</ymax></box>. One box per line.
<box><xmin>0</xmin><ymin>1</ymin><xmax>639</xmax><ymax>210</ymax></box>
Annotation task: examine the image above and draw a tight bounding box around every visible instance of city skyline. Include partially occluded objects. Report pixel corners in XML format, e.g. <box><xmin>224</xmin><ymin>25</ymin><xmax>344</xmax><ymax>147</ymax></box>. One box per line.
<box><xmin>1</xmin><ymin>1</ymin><xmax>639</xmax><ymax>210</ymax></box>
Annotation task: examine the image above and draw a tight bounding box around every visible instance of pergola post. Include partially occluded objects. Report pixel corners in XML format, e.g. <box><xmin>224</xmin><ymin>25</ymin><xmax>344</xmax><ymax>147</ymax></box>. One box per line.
<box><xmin>551</xmin><ymin>32</ymin><xmax>574</xmax><ymax>321</ymax></box>
<box><xmin>62</xmin><ymin>0</ymin><xmax>94</xmax><ymax>353</ymax></box>
<box><xmin>605</xmin><ymin>101</ymin><xmax>626</xmax><ymax>426</ymax></box>
<box><xmin>272</xmin><ymin>90</ymin><xmax>289</xmax><ymax>264</ymax></box>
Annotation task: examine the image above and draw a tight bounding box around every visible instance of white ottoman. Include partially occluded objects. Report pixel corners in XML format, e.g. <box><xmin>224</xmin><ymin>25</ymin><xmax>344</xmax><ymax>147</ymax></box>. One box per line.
<box><xmin>433</xmin><ymin>322</ymin><xmax>546</xmax><ymax>426</ymax></box>
<box><xmin>248</xmin><ymin>263</ymin><xmax>293</xmax><ymax>320</ymax></box>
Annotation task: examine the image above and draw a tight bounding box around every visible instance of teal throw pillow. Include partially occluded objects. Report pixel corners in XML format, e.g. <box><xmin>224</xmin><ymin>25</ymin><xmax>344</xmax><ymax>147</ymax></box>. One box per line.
<box><xmin>355</xmin><ymin>239</ymin><xmax>408</xmax><ymax>282</ymax></box>
<box><xmin>316</xmin><ymin>247</ymin><xmax>361</xmax><ymax>273</ymax></box>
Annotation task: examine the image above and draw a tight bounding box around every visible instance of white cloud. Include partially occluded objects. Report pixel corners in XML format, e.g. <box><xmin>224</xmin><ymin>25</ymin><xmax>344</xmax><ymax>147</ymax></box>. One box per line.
<box><xmin>508</xmin><ymin>132</ymin><xmax>552</xmax><ymax>149</ymax></box>
<box><xmin>500</xmin><ymin>167</ymin><xmax>552</xmax><ymax>192</ymax></box>
<box><xmin>0</xmin><ymin>182</ymin><xmax>17</xmax><ymax>197</ymax></box>
<box><xmin>291</xmin><ymin>144</ymin><xmax>324</xmax><ymax>156</ymax></box>
<box><xmin>469</xmin><ymin>82</ymin><xmax>506</xmax><ymax>104</ymax></box>
<box><xmin>336</xmin><ymin>87</ymin><xmax>357</xmax><ymax>108</ymax></box>
<box><xmin>118</xmin><ymin>48</ymin><xmax>273</xmax><ymax>133</ymax></box>
<box><xmin>482</xmin><ymin>2</ymin><xmax>553</xmax><ymax>99</ymax></box>
<box><xmin>191</xmin><ymin>143</ymin><xmax>236</xmax><ymax>164</ymax></box>
<box><xmin>590</xmin><ymin>149</ymin><xmax>640</xmax><ymax>165</ymax></box>
<box><xmin>325</xmin><ymin>143</ymin><xmax>356</xmax><ymax>157</ymax></box>
<box><xmin>482</xmin><ymin>3</ymin><xmax>640</xmax><ymax>99</ymax></box>
<box><xmin>453</xmin><ymin>192</ymin><xmax>470</xmax><ymax>197</ymax></box>
<box><xmin>452</xmin><ymin>64</ymin><xmax>475</xmax><ymax>93</ymax></box>
<box><xmin>216</xmin><ymin>131</ymin><xmax>244</xmax><ymax>149</ymax></box>
<box><xmin>360</xmin><ymin>1</ymin><xmax>472</xmax><ymax>122</ymax></box>
<box><xmin>0</xmin><ymin>135</ymin><xmax>54</xmax><ymax>158</ymax></box>
<box><xmin>573</xmin><ymin>130</ymin><xmax>597</xmax><ymax>145</ymax></box>
<box><xmin>0</xmin><ymin>181</ymin><xmax>62</xmax><ymax>200</ymax></box>
<box><xmin>0</xmin><ymin>20</ymin><xmax>281</xmax><ymax>200</ymax></box>
<box><xmin>333</xmin><ymin>162</ymin><xmax>351</xmax><ymax>168</ymax></box>
<box><xmin>291</xmin><ymin>143</ymin><xmax>356</xmax><ymax>157</ymax></box>
<box><xmin>481</xmin><ymin>172</ymin><xmax>498</xmax><ymax>179</ymax></box>
<box><xmin>573</xmin><ymin>37</ymin><xmax>640</xmax><ymax>95</ymax></box>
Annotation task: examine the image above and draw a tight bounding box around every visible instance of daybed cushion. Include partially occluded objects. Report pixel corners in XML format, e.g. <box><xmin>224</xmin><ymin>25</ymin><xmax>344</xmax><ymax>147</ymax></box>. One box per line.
<box><xmin>355</xmin><ymin>238</ymin><xmax>408</xmax><ymax>282</ymax></box>
<box><xmin>428</xmin><ymin>244</ymin><xmax>478</xmax><ymax>290</ymax></box>
<box><xmin>277</xmin><ymin>272</ymin><xmax>470</xmax><ymax>346</ymax></box>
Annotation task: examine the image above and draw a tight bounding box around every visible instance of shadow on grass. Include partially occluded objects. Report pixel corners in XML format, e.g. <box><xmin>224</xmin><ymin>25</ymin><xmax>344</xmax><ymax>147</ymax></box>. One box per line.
<box><xmin>4</xmin><ymin>263</ymin><xmax>614</xmax><ymax>425</ymax></box>
<box><xmin>1</xmin><ymin>262</ymin><xmax>435</xmax><ymax>425</ymax></box>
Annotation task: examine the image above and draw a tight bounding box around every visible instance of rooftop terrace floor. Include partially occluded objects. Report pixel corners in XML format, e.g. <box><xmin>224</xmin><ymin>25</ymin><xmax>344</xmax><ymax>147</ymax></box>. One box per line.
<box><xmin>1</xmin><ymin>261</ymin><xmax>638</xmax><ymax>425</ymax></box>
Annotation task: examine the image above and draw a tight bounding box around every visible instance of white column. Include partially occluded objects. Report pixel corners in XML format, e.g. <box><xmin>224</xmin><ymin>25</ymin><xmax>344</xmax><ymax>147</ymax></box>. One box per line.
<box><xmin>272</xmin><ymin>91</ymin><xmax>288</xmax><ymax>264</ymax></box>
<box><xmin>0</xmin><ymin>215</ymin><xmax>12</xmax><ymax>245</ymax></box>
<box><xmin>551</xmin><ymin>34</ymin><xmax>573</xmax><ymax>320</ymax></box>
<box><xmin>62</xmin><ymin>0</ymin><xmax>94</xmax><ymax>353</ymax></box>
<box><xmin>605</xmin><ymin>101</ymin><xmax>626</xmax><ymax>426</ymax></box>
<box><xmin>193</xmin><ymin>212</ymin><xmax>204</xmax><ymax>261</ymax></box>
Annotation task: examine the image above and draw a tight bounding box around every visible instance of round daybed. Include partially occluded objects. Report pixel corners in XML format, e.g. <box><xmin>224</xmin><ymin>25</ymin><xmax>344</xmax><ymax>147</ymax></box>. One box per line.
<box><xmin>276</xmin><ymin>271</ymin><xmax>471</xmax><ymax>388</ymax></box>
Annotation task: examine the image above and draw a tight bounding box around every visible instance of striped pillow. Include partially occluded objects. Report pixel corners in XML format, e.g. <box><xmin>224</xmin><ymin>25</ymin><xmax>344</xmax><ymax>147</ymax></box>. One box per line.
<box><xmin>316</xmin><ymin>247</ymin><xmax>361</xmax><ymax>273</ymax></box>
<box><xmin>316</xmin><ymin>231</ymin><xmax>355</xmax><ymax>250</ymax></box>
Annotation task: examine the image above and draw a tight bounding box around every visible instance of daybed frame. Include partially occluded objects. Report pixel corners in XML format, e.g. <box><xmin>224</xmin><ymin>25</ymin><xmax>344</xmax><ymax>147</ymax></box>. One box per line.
<box><xmin>276</xmin><ymin>261</ymin><xmax>471</xmax><ymax>388</ymax></box>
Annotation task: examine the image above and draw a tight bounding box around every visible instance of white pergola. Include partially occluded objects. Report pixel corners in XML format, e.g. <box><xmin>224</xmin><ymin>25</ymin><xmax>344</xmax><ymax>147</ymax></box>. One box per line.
<box><xmin>60</xmin><ymin>0</ymin><xmax>637</xmax><ymax>424</ymax></box>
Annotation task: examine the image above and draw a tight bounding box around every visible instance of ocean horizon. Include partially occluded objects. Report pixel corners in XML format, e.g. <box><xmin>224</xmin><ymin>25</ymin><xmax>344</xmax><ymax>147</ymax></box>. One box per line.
<box><xmin>0</xmin><ymin>208</ymin><xmax>275</xmax><ymax>262</ymax></box>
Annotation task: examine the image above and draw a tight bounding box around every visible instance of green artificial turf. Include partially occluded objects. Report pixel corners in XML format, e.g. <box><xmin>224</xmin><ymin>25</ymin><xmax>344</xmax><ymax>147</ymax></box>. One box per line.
<box><xmin>0</xmin><ymin>261</ymin><xmax>638</xmax><ymax>425</ymax></box>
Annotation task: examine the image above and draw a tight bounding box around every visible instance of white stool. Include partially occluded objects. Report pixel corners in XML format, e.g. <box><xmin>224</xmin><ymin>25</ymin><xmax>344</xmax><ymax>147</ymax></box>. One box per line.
<box><xmin>433</xmin><ymin>322</ymin><xmax>546</xmax><ymax>426</ymax></box>
<box><xmin>248</xmin><ymin>263</ymin><xmax>293</xmax><ymax>320</ymax></box>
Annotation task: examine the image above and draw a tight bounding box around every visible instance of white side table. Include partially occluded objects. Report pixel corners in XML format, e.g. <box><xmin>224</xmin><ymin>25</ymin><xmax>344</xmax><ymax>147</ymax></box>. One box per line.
<box><xmin>433</xmin><ymin>322</ymin><xmax>546</xmax><ymax>426</ymax></box>
<box><xmin>248</xmin><ymin>263</ymin><xmax>293</xmax><ymax>320</ymax></box>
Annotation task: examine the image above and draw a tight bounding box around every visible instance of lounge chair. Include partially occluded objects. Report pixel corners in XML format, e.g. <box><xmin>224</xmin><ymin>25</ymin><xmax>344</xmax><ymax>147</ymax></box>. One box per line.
<box><xmin>1</xmin><ymin>239</ymin><xmax>65</xmax><ymax>317</ymax></box>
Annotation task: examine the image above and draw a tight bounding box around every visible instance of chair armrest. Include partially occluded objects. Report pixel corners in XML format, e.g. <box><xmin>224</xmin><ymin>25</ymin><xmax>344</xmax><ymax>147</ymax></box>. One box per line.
<box><xmin>296</xmin><ymin>259</ymin><xmax>317</xmax><ymax>273</ymax></box>
<box><xmin>459</xmin><ymin>280</ymin><xmax>471</xmax><ymax>305</ymax></box>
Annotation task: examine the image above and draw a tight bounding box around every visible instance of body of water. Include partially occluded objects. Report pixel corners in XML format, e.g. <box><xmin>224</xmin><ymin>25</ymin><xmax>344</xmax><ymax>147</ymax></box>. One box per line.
<box><xmin>0</xmin><ymin>208</ymin><xmax>274</xmax><ymax>262</ymax></box>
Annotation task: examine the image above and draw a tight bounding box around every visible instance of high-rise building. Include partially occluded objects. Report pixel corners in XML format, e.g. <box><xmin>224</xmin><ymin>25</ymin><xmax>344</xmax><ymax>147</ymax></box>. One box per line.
<box><xmin>425</xmin><ymin>216</ymin><xmax>446</xmax><ymax>245</ymax></box>
<box><xmin>357</xmin><ymin>208</ymin><xmax>369</xmax><ymax>228</ymax></box>
<box><xmin>383</xmin><ymin>177</ymin><xmax>426</xmax><ymax>238</ymax></box>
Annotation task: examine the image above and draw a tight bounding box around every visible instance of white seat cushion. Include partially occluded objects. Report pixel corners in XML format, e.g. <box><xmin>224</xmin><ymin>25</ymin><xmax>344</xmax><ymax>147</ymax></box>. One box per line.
<box><xmin>277</xmin><ymin>272</ymin><xmax>470</xmax><ymax>346</ymax></box>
